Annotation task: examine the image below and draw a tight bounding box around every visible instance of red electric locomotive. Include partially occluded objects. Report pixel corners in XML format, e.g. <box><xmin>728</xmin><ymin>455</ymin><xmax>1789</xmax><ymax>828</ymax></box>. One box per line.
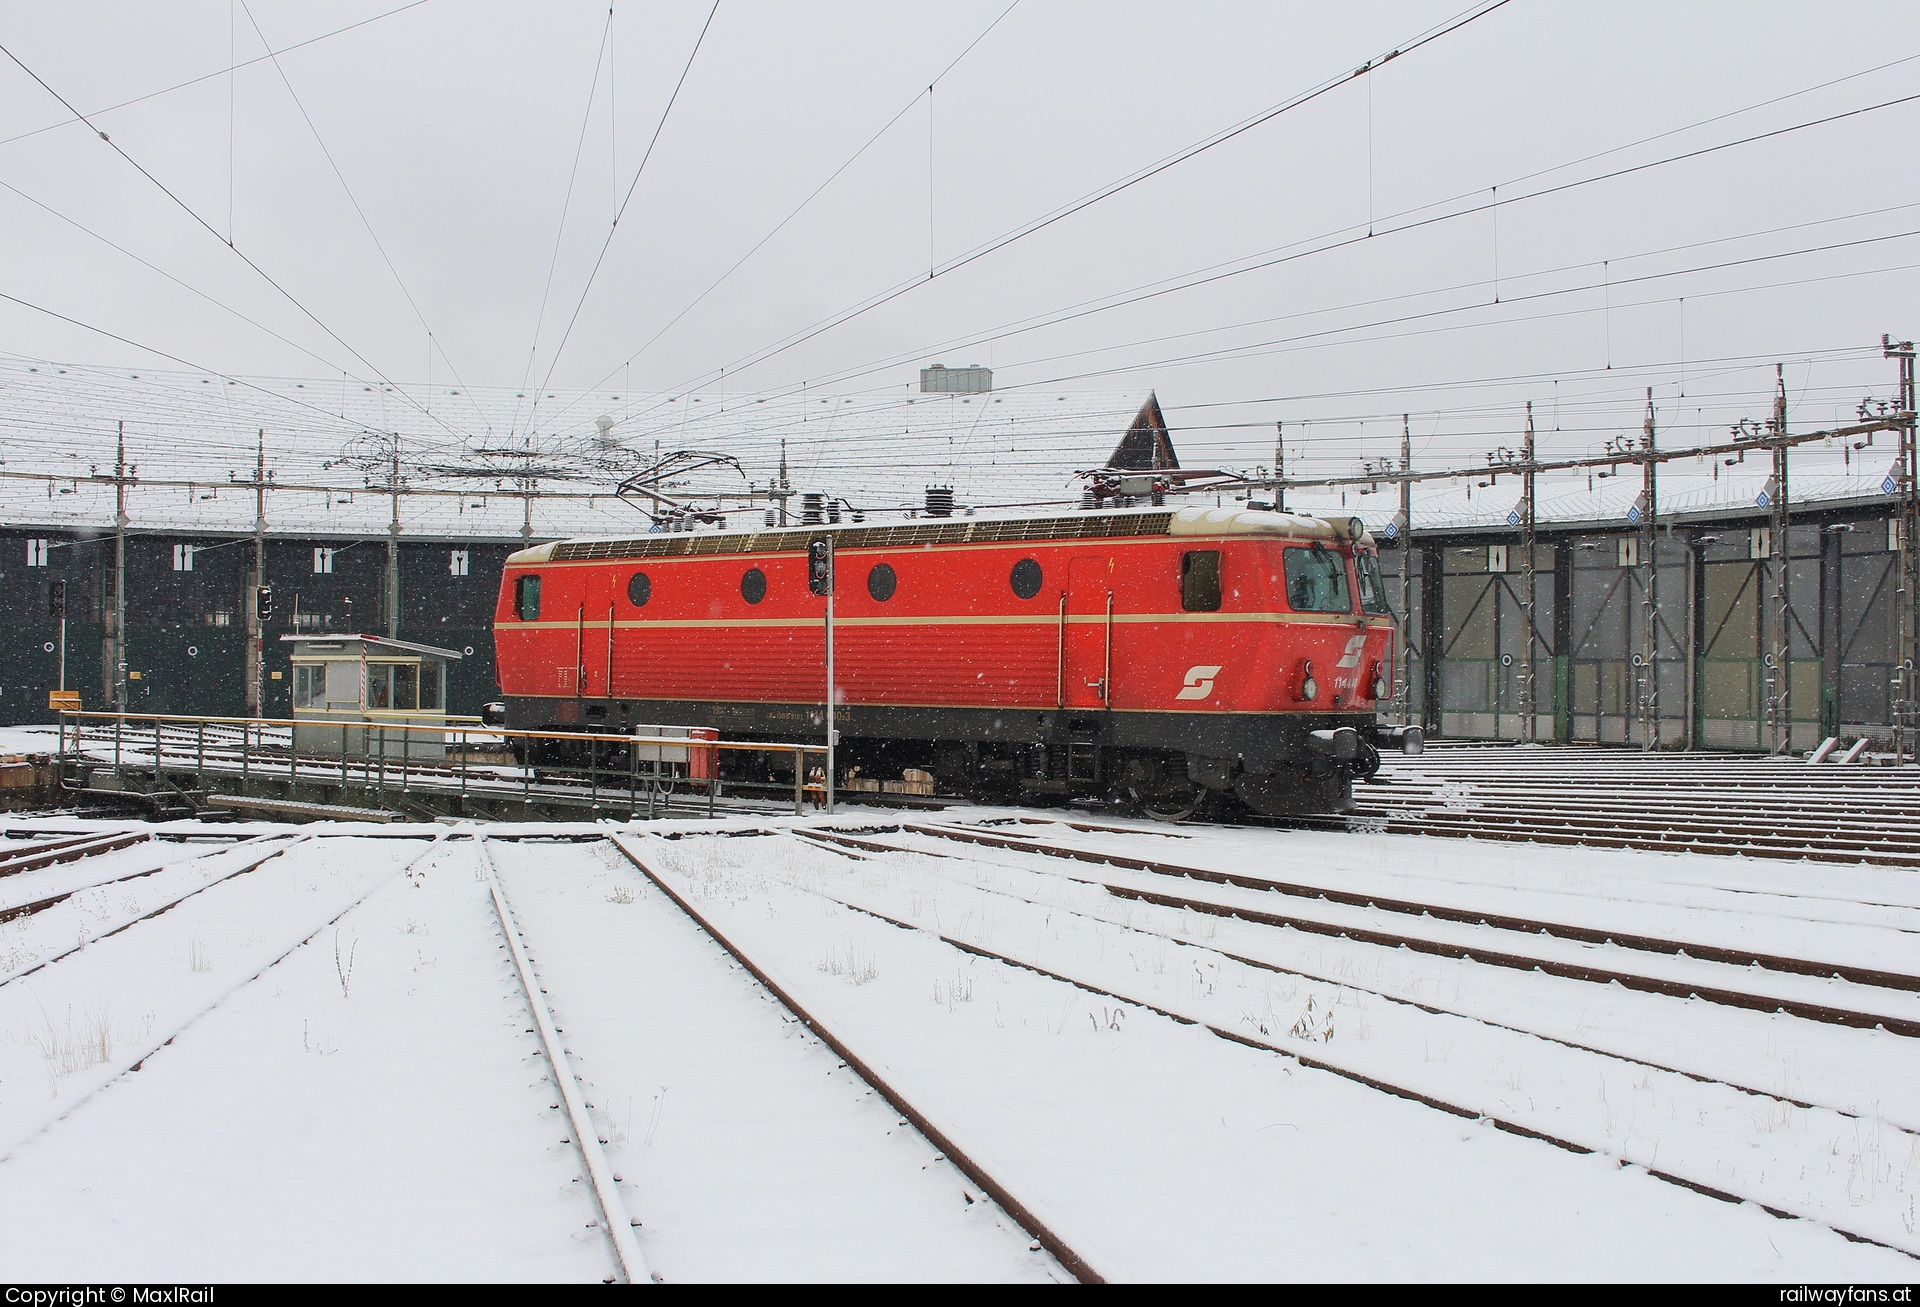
<box><xmin>487</xmin><ymin>504</ymin><xmax>1419</xmax><ymax>817</ymax></box>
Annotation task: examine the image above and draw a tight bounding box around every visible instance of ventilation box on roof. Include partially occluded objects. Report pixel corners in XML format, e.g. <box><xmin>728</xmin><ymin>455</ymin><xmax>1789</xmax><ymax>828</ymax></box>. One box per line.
<box><xmin>919</xmin><ymin>363</ymin><xmax>992</xmax><ymax>394</ymax></box>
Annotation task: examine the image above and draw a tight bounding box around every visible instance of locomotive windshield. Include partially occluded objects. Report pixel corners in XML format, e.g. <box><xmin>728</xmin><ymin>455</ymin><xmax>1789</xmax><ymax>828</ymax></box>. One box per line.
<box><xmin>1355</xmin><ymin>552</ymin><xmax>1393</xmax><ymax>616</ymax></box>
<box><xmin>1282</xmin><ymin>545</ymin><xmax>1351</xmax><ymax>613</ymax></box>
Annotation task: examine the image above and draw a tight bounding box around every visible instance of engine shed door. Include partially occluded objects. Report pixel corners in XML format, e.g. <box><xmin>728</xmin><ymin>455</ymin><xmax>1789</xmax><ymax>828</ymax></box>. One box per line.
<box><xmin>1064</xmin><ymin>555</ymin><xmax>1113</xmax><ymax>709</ymax></box>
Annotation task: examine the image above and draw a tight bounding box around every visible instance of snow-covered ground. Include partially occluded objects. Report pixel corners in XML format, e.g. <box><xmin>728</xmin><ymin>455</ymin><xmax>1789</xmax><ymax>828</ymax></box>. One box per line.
<box><xmin>0</xmin><ymin>807</ymin><xmax>1911</xmax><ymax>1281</ymax></box>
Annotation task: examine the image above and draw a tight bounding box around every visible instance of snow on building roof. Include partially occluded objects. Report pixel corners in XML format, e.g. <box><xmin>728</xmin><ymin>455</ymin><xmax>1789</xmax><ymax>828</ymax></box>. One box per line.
<box><xmin>0</xmin><ymin>355</ymin><xmax>1163</xmax><ymax>541</ymax></box>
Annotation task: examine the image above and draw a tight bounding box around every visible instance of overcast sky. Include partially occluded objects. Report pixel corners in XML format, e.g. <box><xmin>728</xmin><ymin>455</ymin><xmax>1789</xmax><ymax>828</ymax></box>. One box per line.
<box><xmin>5</xmin><ymin>1</ymin><xmax>1920</xmax><ymax>482</ymax></box>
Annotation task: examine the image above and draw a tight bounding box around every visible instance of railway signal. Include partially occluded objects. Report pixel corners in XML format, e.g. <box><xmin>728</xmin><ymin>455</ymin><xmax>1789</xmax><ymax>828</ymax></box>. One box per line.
<box><xmin>49</xmin><ymin>579</ymin><xmax>67</xmax><ymax>696</ymax></box>
<box><xmin>256</xmin><ymin>585</ymin><xmax>274</xmax><ymax>620</ymax></box>
<box><xmin>808</xmin><ymin>534</ymin><xmax>837</xmax><ymax>812</ymax></box>
<box><xmin>807</xmin><ymin>535</ymin><xmax>834</xmax><ymax>597</ymax></box>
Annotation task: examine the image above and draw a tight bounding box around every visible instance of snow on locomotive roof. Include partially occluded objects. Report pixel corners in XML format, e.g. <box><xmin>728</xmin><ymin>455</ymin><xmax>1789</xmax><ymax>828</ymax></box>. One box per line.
<box><xmin>0</xmin><ymin>355</ymin><xmax>1160</xmax><ymax>541</ymax></box>
<box><xmin>507</xmin><ymin>505</ymin><xmax>1364</xmax><ymax>566</ymax></box>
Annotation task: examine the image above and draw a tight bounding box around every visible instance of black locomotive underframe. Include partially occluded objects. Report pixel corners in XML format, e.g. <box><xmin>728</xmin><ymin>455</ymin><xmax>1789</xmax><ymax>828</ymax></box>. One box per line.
<box><xmin>503</xmin><ymin>694</ymin><xmax>1372</xmax><ymax>814</ymax></box>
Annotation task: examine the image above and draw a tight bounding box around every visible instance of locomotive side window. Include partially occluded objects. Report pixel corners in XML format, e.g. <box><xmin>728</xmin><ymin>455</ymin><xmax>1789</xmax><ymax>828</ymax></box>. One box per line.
<box><xmin>1180</xmin><ymin>550</ymin><xmax>1221</xmax><ymax>612</ymax></box>
<box><xmin>627</xmin><ymin>571</ymin><xmax>652</xmax><ymax>607</ymax></box>
<box><xmin>1282</xmin><ymin>546</ymin><xmax>1351</xmax><ymax>613</ymax></box>
<box><xmin>1355</xmin><ymin>553</ymin><xmax>1393</xmax><ymax>616</ymax></box>
<box><xmin>514</xmin><ymin>574</ymin><xmax>541</xmax><ymax>621</ymax></box>
<box><xmin>1009</xmin><ymin>557</ymin><xmax>1043</xmax><ymax>600</ymax></box>
<box><xmin>867</xmin><ymin>562</ymin><xmax>897</xmax><ymax>602</ymax></box>
<box><xmin>741</xmin><ymin>567</ymin><xmax>768</xmax><ymax>604</ymax></box>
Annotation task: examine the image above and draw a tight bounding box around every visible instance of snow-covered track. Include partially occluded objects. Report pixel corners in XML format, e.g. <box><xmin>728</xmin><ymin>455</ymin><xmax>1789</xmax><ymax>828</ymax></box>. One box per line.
<box><xmin>832</xmin><ymin>823</ymin><xmax>1920</xmax><ymax>1038</ymax></box>
<box><xmin>914</xmin><ymin>822</ymin><xmax>1920</xmax><ymax>993</ymax></box>
<box><xmin>0</xmin><ymin>833</ymin><xmax>304</xmax><ymax>985</ymax></box>
<box><xmin>768</xmin><ymin>831</ymin><xmax>1920</xmax><ymax>1261</ymax></box>
<box><xmin>474</xmin><ymin>833</ymin><xmax>652</xmax><ymax>1286</ymax></box>
<box><xmin>0</xmin><ymin>835</ymin><xmax>441</xmax><ymax>1170</ymax></box>
<box><xmin>1306</xmin><ymin>746</ymin><xmax>1920</xmax><ymax>868</ymax></box>
<box><xmin>604</xmin><ymin>831</ymin><xmax>1106</xmax><ymax>1284</ymax></box>
<box><xmin>791</xmin><ymin>827</ymin><xmax>1907</xmax><ymax>1129</ymax></box>
<box><xmin>0</xmin><ymin>829</ymin><xmax>150</xmax><ymax>877</ymax></box>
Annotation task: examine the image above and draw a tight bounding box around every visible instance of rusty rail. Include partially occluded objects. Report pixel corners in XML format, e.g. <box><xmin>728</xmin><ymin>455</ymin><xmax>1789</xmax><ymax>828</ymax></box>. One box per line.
<box><xmin>606</xmin><ymin>832</ymin><xmax>1107</xmax><ymax>1284</ymax></box>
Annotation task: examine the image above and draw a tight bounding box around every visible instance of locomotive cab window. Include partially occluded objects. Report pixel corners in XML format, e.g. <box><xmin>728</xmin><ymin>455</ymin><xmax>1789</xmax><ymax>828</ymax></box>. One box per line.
<box><xmin>1180</xmin><ymin>550</ymin><xmax>1221</xmax><ymax>612</ymax></box>
<box><xmin>1356</xmin><ymin>553</ymin><xmax>1393</xmax><ymax>616</ymax></box>
<box><xmin>514</xmin><ymin>574</ymin><xmax>541</xmax><ymax>621</ymax></box>
<box><xmin>1283</xmin><ymin>545</ymin><xmax>1352</xmax><ymax>613</ymax></box>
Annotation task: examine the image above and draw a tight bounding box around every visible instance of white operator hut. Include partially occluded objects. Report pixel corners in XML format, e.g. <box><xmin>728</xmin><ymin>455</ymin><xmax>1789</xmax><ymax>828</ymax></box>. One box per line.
<box><xmin>282</xmin><ymin>634</ymin><xmax>462</xmax><ymax>759</ymax></box>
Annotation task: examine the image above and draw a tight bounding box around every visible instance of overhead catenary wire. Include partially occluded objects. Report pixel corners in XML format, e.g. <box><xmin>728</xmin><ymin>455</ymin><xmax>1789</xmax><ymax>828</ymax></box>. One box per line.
<box><xmin>649</xmin><ymin>82</ymin><xmax>1920</xmax><ymax>414</ymax></box>
<box><xmin>236</xmin><ymin>0</ymin><xmax>487</xmax><ymax>438</ymax></box>
<box><xmin>0</xmin><ymin>0</ymin><xmax>437</xmax><ymax>151</ymax></box>
<box><xmin>514</xmin><ymin>5</ymin><xmax>616</xmax><ymax>442</ymax></box>
<box><xmin>527</xmin><ymin>0</ymin><xmax>723</xmax><ymax>426</ymax></box>
<box><xmin>566</xmin><ymin>0</ymin><xmax>1027</xmax><ymax>424</ymax></box>
<box><xmin>0</xmin><ymin>37</ymin><xmax>466</xmax><ymax>446</ymax></box>
<box><xmin>542</xmin><ymin>0</ymin><xmax>1517</xmax><ymax>433</ymax></box>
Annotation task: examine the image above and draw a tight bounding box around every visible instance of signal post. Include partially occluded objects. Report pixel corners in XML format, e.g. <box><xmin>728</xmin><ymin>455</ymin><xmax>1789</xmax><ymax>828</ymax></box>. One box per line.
<box><xmin>808</xmin><ymin>534</ymin><xmax>835</xmax><ymax>813</ymax></box>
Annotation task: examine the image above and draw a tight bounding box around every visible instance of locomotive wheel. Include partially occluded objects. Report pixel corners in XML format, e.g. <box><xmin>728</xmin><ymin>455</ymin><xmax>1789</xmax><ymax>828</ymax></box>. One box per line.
<box><xmin>1137</xmin><ymin>780</ymin><xmax>1204</xmax><ymax>823</ymax></box>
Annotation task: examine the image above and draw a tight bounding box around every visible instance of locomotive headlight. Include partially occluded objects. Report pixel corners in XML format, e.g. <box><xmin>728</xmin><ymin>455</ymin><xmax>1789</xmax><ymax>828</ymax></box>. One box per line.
<box><xmin>1298</xmin><ymin>660</ymin><xmax>1318</xmax><ymax>702</ymax></box>
<box><xmin>1372</xmin><ymin>663</ymin><xmax>1389</xmax><ymax>701</ymax></box>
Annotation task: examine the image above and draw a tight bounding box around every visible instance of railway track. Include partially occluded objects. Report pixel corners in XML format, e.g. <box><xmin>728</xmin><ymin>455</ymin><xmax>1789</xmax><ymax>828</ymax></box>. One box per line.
<box><xmin>753</xmin><ymin>825</ymin><xmax>1920</xmax><ymax>1259</ymax></box>
<box><xmin>875</xmin><ymin>820</ymin><xmax>1920</xmax><ymax>1037</ymax></box>
<box><xmin>0</xmin><ymin>829</ymin><xmax>151</xmax><ymax>877</ymax></box>
<box><xmin>0</xmin><ymin>835</ymin><xmax>435</xmax><ymax>1174</ymax></box>
<box><xmin>1311</xmin><ymin>745</ymin><xmax>1920</xmax><ymax>867</ymax></box>
<box><xmin>791</xmin><ymin>826</ymin><xmax>1913</xmax><ymax>1128</ymax></box>
<box><xmin>596</xmin><ymin>832</ymin><xmax>1099</xmax><ymax>1282</ymax></box>
<box><xmin>0</xmin><ymin>830</ymin><xmax>269</xmax><ymax>931</ymax></box>
<box><xmin>476</xmin><ymin>834</ymin><xmax>651</xmax><ymax>1285</ymax></box>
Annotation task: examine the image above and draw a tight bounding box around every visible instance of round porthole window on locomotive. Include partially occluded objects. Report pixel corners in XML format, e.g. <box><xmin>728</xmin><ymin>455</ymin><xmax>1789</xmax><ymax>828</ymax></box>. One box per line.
<box><xmin>741</xmin><ymin>567</ymin><xmax>767</xmax><ymax>604</ymax></box>
<box><xmin>627</xmin><ymin>571</ymin><xmax>651</xmax><ymax>607</ymax></box>
<box><xmin>1009</xmin><ymin>557</ymin><xmax>1043</xmax><ymax>600</ymax></box>
<box><xmin>867</xmin><ymin>562</ymin><xmax>897</xmax><ymax>602</ymax></box>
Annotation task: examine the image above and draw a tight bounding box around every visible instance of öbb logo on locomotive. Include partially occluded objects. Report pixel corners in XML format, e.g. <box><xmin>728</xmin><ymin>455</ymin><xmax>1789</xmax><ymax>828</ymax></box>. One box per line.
<box><xmin>1175</xmin><ymin>665</ymin><xmax>1223</xmax><ymax>701</ymax></box>
<box><xmin>488</xmin><ymin>504</ymin><xmax>1422</xmax><ymax>818</ymax></box>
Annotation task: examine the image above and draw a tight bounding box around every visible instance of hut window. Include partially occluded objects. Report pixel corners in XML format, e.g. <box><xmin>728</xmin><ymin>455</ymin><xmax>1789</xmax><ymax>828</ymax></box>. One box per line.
<box><xmin>393</xmin><ymin>663</ymin><xmax>419</xmax><ymax>711</ymax></box>
<box><xmin>292</xmin><ymin>664</ymin><xmax>322</xmax><ymax>708</ymax></box>
<box><xmin>419</xmin><ymin>661</ymin><xmax>443</xmax><ymax>710</ymax></box>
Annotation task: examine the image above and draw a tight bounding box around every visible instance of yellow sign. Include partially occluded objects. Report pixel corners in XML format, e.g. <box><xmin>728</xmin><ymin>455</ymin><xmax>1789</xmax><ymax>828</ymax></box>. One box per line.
<box><xmin>48</xmin><ymin>690</ymin><xmax>80</xmax><ymax>711</ymax></box>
